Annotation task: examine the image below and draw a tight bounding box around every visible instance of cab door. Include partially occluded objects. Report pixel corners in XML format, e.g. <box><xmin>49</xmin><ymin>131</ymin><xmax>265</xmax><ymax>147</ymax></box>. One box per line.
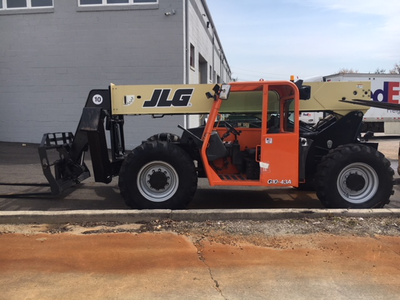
<box><xmin>259</xmin><ymin>83</ymin><xmax>300</xmax><ymax>187</ymax></box>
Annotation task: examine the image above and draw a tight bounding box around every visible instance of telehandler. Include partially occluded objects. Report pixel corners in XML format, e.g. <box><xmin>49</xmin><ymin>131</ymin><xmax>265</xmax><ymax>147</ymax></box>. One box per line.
<box><xmin>39</xmin><ymin>80</ymin><xmax>394</xmax><ymax>209</ymax></box>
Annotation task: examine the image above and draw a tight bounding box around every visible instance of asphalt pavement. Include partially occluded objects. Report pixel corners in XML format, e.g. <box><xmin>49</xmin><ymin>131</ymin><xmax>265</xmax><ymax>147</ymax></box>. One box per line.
<box><xmin>0</xmin><ymin>138</ymin><xmax>399</xmax><ymax>223</ymax></box>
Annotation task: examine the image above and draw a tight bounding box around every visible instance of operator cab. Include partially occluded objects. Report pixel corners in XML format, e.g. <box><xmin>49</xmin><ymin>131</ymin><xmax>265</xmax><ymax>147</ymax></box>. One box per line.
<box><xmin>197</xmin><ymin>81</ymin><xmax>303</xmax><ymax>187</ymax></box>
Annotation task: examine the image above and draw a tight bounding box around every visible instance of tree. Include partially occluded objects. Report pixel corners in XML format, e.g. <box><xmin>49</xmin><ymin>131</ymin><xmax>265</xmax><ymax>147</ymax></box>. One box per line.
<box><xmin>374</xmin><ymin>68</ymin><xmax>386</xmax><ymax>74</ymax></box>
<box><xmin>389</xmin><ymin>62</ymin><xmax>400</xmax><ymax>74</ymax></box>
<box><xmin>338</xmin><ymin>68</ymin><xmax>359</xmax><ymax>74</ymax></box>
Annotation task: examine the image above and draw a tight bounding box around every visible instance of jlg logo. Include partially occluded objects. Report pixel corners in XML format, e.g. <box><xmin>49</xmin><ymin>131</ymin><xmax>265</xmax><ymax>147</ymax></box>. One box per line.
<box><xmin>143</xmin><ymin>89</ymin><xmax>194</xmax><ymax>107</ymax></box>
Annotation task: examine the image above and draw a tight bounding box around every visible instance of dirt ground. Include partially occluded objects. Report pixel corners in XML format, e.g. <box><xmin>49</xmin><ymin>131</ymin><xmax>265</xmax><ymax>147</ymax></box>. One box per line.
<box><xmin>1</xmin><ymin>217</ymin><xmax>400</xmax><ymax>300</ymax></box>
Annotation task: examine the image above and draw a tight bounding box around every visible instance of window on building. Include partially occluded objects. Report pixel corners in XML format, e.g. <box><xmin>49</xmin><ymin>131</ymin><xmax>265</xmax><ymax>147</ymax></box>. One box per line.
<box><xmin>107</xmin><ymin>0</ymin><xmax>129</xmax><ymax>3</ymax></box>
<box><xmin>32</xmin><ymin>0</ymin><xmax>52</xmax><ymax>6</ymax></box>
<box><xmin>79</xmin><ymin>0</ymin><xmax>157</xmax><ymax>5</ymax></box>
<box><xmin>80</xmin><ymin>0</ymin><xmax>101</xmax><ymax>4</ymax></box>
<box><xmin>1</xmin><ymin>0</ymin><xmax>53</xmax><ymax>9</ymax></box>
<box><xmin>6</xmin><ymin>0</ymin><xmax>26</xmax><ymax>8</ymax></box>
<box><xmin>199</xmin><ymin>55</ymin><xmax>207</xmax><ymax>83</ymax></box>
<box><xmin>190</xmin><ymin>44</ymin><xmax>195</xmax><ymax>69</ymax></box>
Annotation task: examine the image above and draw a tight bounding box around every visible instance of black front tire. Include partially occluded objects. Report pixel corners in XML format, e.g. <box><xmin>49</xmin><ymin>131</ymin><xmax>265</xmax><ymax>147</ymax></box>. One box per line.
<box><xmin>119</xmin><ymin>141</ymin><xmax>197</xmax><ymax>209</ymax></box>
<box><xmin>315</xmin><ymin>144</ymin><xmax>394</xmax><ymax>208</ymax></box>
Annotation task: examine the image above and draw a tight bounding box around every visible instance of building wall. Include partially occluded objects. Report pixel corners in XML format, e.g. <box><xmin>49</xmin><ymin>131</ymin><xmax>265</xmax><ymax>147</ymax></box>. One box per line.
<box><xmin>186</xmin><ymin>0</ymin><xmax>231</xmax><ymax>128</ymax></box>
<box><xmin>187</xmin><ymin>0</ymin><xmax>229</xmax><ymax>85</ymax></box>
<box><xmin>0</xmin><ymin>0</ymin><xmax>230</xmax><ymax>148</ymax></box>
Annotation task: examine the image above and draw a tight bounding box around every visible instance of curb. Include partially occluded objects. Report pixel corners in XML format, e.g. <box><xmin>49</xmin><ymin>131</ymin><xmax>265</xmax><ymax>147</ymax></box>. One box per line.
<box><xmin>0</xmin><ymin>208</ymin><xmax>399</xmax><ymax>224</ymax></box>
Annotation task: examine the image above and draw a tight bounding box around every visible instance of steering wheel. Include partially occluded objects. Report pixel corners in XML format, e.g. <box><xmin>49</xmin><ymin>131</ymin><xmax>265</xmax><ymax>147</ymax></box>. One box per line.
<box><xmin>224</xmin><ymin>121</ymin><xmax>241</xmax><ymax>137</ymax></box>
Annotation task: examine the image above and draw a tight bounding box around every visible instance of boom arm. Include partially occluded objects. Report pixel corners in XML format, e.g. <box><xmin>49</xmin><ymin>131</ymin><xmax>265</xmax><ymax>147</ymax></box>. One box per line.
<box><xmin>340</xmin><ymin>98</ymin><xmax>400</xmax><ymax>110</ymax></box>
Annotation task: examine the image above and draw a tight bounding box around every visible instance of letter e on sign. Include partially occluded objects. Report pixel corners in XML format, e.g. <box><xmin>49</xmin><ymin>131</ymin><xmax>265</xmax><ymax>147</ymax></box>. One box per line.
<box><xmin>388</xmin><ymin>82</ymin><xmax>400</xmax><ymax>104</ymax></box>
<box><xmin>92</xmin><ymin>94</ymin><xmax>103</xmax><ymax>105</ymax></box>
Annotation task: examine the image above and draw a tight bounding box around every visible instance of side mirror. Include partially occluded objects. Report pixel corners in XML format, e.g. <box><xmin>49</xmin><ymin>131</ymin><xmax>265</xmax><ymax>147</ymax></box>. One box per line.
<box><xmin>207</xmin><ymin>84</ymin><xmax>231</xmax><ymax>100</ymax></box>
<box><xmin>299</xmin><ymin>85</ymin><xmax>311</xmax><ymax>100</ymax></box>
<box><xmin>219</xmin><ymin>84</ymin><xmax>231</xmax><ymax>100</ymax></box>
<box><xmin>294</xmin><ymin>79</ymin><xmax>311</xmax><ymax>100</ymax></box>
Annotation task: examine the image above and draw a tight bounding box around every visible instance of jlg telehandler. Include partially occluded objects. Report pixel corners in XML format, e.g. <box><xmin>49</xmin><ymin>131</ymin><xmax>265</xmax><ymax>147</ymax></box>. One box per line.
<box><xmin>39</xmin><ymin>80</ymin><xmax>394</xmax><ymax>209</ymax></box>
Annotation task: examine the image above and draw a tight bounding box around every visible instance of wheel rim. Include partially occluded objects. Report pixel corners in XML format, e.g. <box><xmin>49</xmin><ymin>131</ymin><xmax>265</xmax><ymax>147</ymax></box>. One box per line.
<box><xmin>337</xmin><ymin>162</ymin><xmax>379</xmax><ymax>204</ymax></box>
<box><xmin>137</xmin><ymin>161</ymin><xmax>179</xmax><ymax>202</ymax></box>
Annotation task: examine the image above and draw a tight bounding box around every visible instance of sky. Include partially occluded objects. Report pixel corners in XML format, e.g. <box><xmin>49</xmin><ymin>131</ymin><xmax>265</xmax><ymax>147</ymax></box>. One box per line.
<box><xmin>206</xmin><ymin>0</ymin><xmax>400</xmax><ymax>81</ymax></box>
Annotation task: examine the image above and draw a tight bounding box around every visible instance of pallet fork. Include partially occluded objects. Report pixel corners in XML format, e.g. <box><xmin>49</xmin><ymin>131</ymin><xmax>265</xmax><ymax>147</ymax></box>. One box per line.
<box><xmin>38</xmin><ymin>89</ymin><xmax>126</xmax><ymax>195</ymax></box>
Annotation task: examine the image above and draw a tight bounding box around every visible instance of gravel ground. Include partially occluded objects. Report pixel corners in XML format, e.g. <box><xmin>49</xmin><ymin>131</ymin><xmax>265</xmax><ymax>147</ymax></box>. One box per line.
<box><xmin>1</xmin><ymin>216</ymin><xmax>399</xmax><ymax>244</ymax></box>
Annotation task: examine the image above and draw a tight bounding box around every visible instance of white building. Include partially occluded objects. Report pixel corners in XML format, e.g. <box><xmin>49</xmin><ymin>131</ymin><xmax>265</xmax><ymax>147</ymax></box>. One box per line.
<box><xmin>0</xmin><ymin>0</ymin><xmax>231</xmax><ymax>148</ymax></box>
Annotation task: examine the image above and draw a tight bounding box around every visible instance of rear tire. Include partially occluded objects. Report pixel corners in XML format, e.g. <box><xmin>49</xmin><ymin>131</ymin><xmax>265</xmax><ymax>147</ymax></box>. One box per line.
<box><xmin>315</xmin><ymin>144</ymin><xmax>393</xmax><ymax>208</ymax></box>
<box><xmin>119</xmin><ymin>141</ymin><xmax>197</xmax><ymax>209</ymax></box>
